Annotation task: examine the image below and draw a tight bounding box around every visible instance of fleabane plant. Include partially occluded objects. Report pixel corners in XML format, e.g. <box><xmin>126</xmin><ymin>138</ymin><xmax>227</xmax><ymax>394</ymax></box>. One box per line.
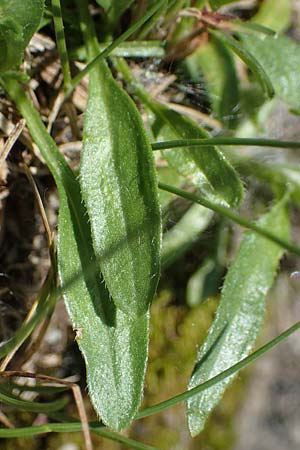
<box><xmin>0</xmin><ymin>0</ymin><xmax>300</xmax><ymax>448</ymax></box>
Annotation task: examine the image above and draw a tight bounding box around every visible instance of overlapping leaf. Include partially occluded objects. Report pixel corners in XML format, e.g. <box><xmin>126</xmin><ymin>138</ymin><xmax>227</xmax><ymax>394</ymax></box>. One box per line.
<box><xmin>187</xmin><ymin>199</ymin><xmax>289</xmax><ymax>436</ymax></box>
<box><xmin>2</xmin><ymin>77</ymin><xmax>149</xmax><ymax>431</ymax></box>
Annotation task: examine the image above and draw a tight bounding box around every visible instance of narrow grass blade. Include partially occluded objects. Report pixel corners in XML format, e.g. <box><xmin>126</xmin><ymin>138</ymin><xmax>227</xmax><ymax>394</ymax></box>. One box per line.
<box><xmin>69</xmin><ymin>0</ymin><xmax>167</xmax><ymax>93</ymax></box>
<box><xmin>0</xmin><ymin>421</ymin><xmax>161</xmax><ymax>450</ymax></box>
<box><xmin>187</xmin><ymin>199</ymin><xmax>289</xmax><ymax>436</ymax></box>
<box><xmin>0</xmin><ymin>385</ymin><xmax>68</xmax><ymax>413</ymax></box>
<box><xmin>152</xmin><ymin>137</ymin><xmax>300</xmax><ymax>150</ymax></box>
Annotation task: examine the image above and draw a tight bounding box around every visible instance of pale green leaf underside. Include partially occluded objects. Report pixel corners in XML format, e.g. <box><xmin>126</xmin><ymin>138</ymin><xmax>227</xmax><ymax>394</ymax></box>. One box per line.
<box><xmin>187</xmin><ymin>199</ymin><xmax>289</xmax><ymax>436</ymax></box>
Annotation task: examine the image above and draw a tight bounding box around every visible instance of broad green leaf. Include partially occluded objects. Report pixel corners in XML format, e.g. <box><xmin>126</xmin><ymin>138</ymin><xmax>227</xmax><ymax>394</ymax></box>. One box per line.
<box><xmin>252</xmin><ymin>0</ymin><xmax>291</xmax><ymax>32</ymax></box>
<box><xmin>242</xmin><ymin>33</ymin><xmax>300</xmax><ymax>109</ymax></box>
<box><xmin>162</xmin><ymin>204</ymin><xmax>213</xmax><ymax>268</ymax></box>
<box><xmin>2</xmin><ymin>77</ymin><xmax>149</xmax><ymax>431</ymax></box>
<box><xmin>149</xmin><ymin>102</ymin><xmax>244</xmax><ymax>207</ymax></box>
<box><xmin>0</xmin><ymin>0</ymin><xmax>44</xmax><ymax>72</ymax></box>
<box><xmin>187</xmin><ymin>199</ymin><xmax>289</xmax><ymax>436</ymax></box>
<box><xmin>183</xmin><ymin>36</ymin><xmax>239</xmax><ymax>128</ymax></box>
<box><xmin>80</xmin><ymin>40</ymin><xmax>161</xmax><ymax>319</ymax></box>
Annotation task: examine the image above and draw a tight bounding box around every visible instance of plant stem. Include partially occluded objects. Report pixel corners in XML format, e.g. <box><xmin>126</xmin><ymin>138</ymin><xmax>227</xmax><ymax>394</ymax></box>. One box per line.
<box><xmin>0</xmin><ymin>422</ymin><xmax>160</xmax><ymax>450</ymax></box>
<box><xmin>152</xmin><ymin>137</ymin><xmax>300</xmax><ymax>150</ymax></box>
<box><xmin>51</xmin><ymin>0</ymin><xmax>72</xmax><ymax>91</ymax></box>
<box><xmin>68</xmin><ymin>0</ymin><xmax>168</xmax><ymax>96</ymax></box>
<box><xmin>158</xmin><ymin>182</ymin><xmax>300</xmax><ymax>256</ymax></box>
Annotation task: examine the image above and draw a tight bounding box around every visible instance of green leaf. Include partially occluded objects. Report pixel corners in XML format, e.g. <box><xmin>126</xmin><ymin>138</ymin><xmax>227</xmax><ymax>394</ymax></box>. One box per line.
<box><xmin>0</xmin><ymin>18</ymin><xmax>23</xmax><ymax>72</ymax></box>
<box><xmin>252</xmin><ymin>0</ymin><xmax>291</xmax><ymax>32</ymax></box>
<box><xmin>0</xmin><ymin>0</ymin><xmax>44</xmax><ymax>72</ymax></box>
<box><xmin>149</xmin><ymin>102</ymin><xmax>244</xmax><ymax>207</ymax></box>
<box><xmin>79</xmin><ymin>39</ymin><xmax>161</xmax><ymax>319</ymax></box>
<box><xmin>95</xmin><ymin>0</ymin><xmax>111</xmax><ymax>10</ymax></box>
<box><xmin>210</xmin><ymin>30</ymin><xmax>275</xmax><ymax>99</ymax></box>
<box><xmin>242</xmin><ymin>33</ymin><xmax>300</xmax><ymax>109</ymax></box>
<box><xmin>162</xmin><ymin>204</ymin><xmax>213</xmax><ymax>269</ymax></box>
<box><xmin>2</xmin><ymin>77</ymin><xmax>149</xmax><ymax>431</ymax></box>
<box><xmin>187</xmin><ymin>199</ymin><xmax>290</xmax><ymax>436</ymax></box>
<box><xmin>183</xmin><ymin>36</ymin><xmax>239</xmax><ymax>129</ymax></box>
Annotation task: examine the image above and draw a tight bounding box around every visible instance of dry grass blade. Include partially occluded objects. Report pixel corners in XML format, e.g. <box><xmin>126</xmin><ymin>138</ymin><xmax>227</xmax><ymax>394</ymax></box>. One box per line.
<box><xmin>0</xmin><ymin>119</ymin><xmax>26</xmax><ymax>164</ymax></box>
<box><xmin>0</xmin><ymin>371</ymin><xmax>93</xmax><ymax>450</ymax></box>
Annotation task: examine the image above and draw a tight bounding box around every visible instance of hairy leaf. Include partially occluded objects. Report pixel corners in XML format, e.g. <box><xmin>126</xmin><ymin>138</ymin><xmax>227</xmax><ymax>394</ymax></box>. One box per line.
<box><xmin>80</xmin><ymin>38</ymin><xmax>161</xmax><ymax>319</ymax></box>
<box><xmin>2</xmin><ymin>77</ymin><xmax>149</xmax><ymax>431</ymax></box>
<box><xmin>187</xmin><ymin>199</ymin><xmax>289</xmax><ymax>436</ymax></box>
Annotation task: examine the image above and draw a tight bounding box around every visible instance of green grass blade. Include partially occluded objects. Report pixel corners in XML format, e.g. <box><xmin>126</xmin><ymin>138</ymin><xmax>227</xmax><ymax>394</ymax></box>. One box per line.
<box><xmin>51</xmin><ymin>0</ymin><xmax>72</xmax><ymax>90</ymax></box>
<box><xmin>187</xmin><ymin>198</ymin><xmax>290</xmax><ymax>435</ymax></box>
<box><xmin>152</xmin><ymin>137</ymin><xmax>300</xmax><ymax>150</ymax></box>
<box><xmin>0</xmin><ymin>422</ymin><xmax>160</xmax><ymax>450</ymax></box>
<box><xmin>0</xmin><ymin>385</ymin><xmax>68</xmax><ymax>413</ymax></box>
<box><xmin>69</xmin><ymin>0</ymin><xmax>168</xmax><ymax>94</ymax></box>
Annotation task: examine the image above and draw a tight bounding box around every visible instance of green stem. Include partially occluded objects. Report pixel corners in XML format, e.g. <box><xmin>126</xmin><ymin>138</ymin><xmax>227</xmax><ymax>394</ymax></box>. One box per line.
<box><xmin>68</xmin><ymin>0</ymin><xmax>168</xmax><ymax>96</ymax></box>
<box><xmin>152</xmin><ymin>137</ymin><xmax>300</xmax><ymax>150</ymax></box>
<box><xmin>0</xmin><ymin>422</ymin><xmax>160</xmax><ymax>450</ymax></box>
<box><xmin>137</xmin><ymin>321</ymin><xmax>300</xmax><ymax>418</ymax></box>
<box><xmin>52</xmin><ymin>0</ymin><xmax>72</xmax><ymax>91</ymax></box>
<box><xmin>158</xmin><ymin>182</ymin><xmax>300</xmax><ymax>256</ymax></box>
